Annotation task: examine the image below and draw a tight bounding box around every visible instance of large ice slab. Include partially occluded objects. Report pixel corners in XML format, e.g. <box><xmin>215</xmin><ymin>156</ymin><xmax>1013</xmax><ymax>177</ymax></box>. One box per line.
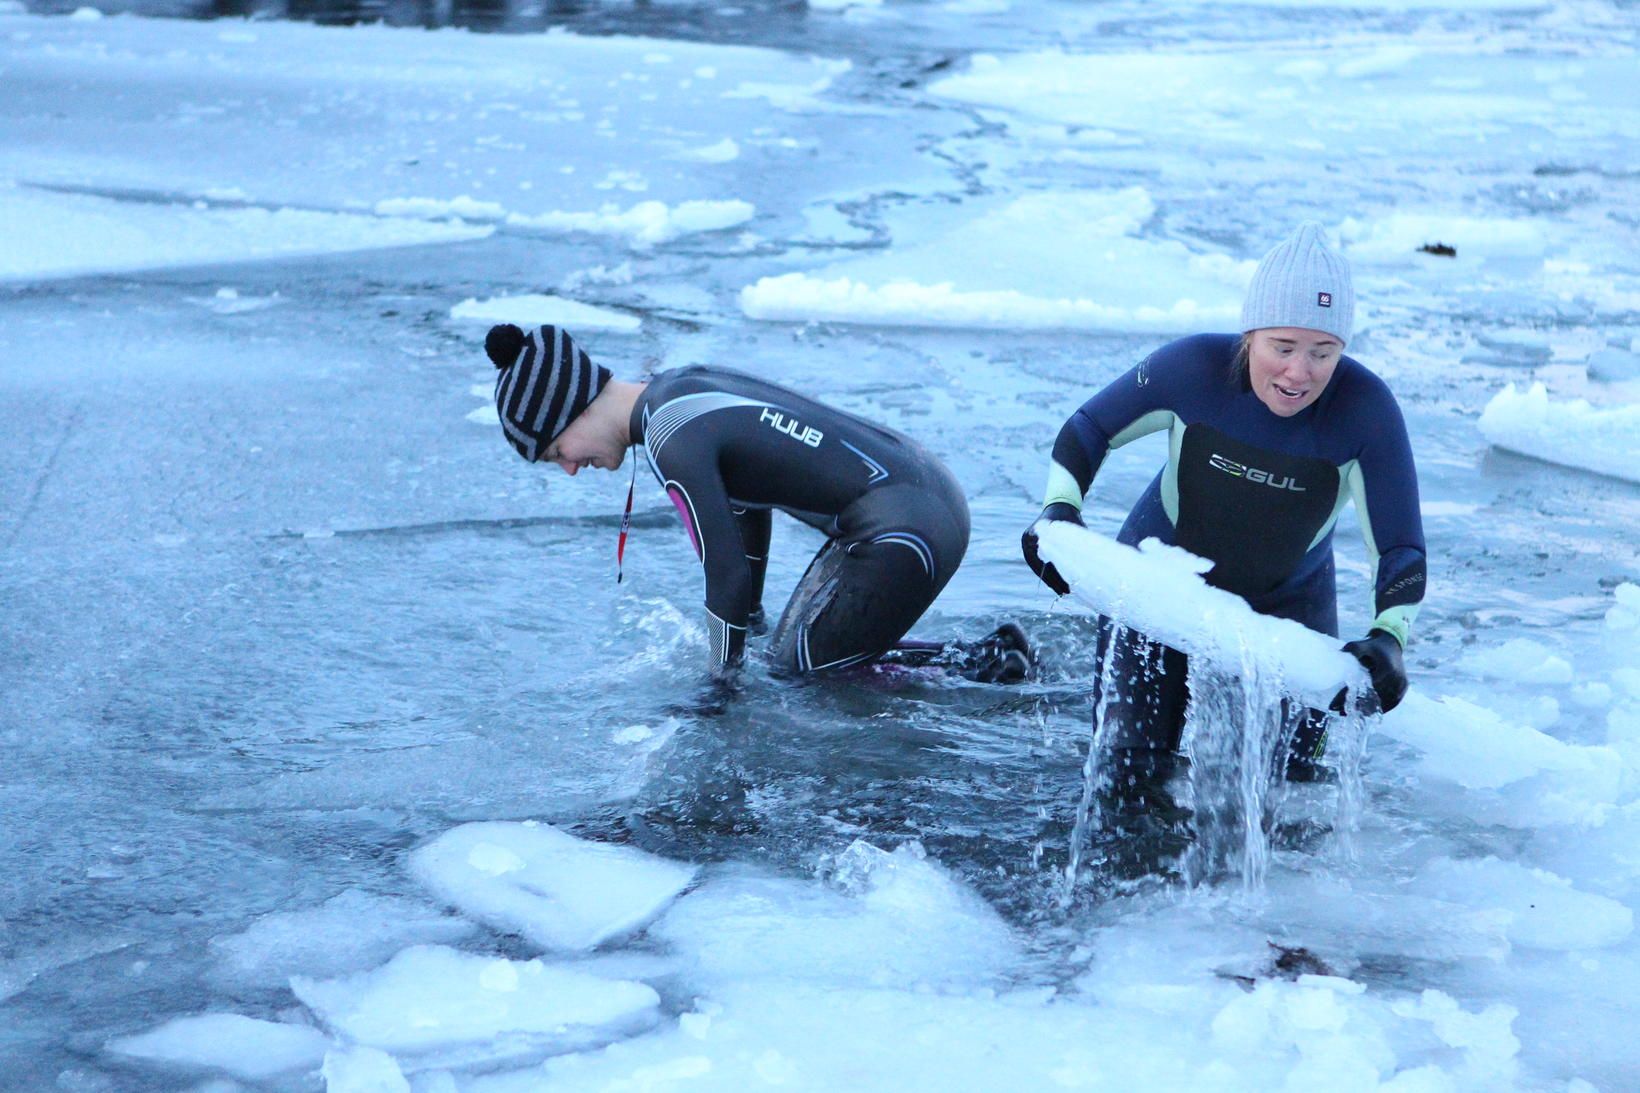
<box><xmin>653</xmin><ymin>841</ymin><xmax>1018</xmax><ymax>989</ymax></box>
<box><xmin>210</xmin><ymin>890</ymin><xmax>478</xmax><ymax>989</ymax></box>
<box><xmin>1414</xmin><ymin>858</ymin><xmax>1633</xmax><ymax>951</ymax></box>
<box><xmin>0</xmin><ymin>14</ymin><xmax>844</xmax><ymax>224</ymax></box>
<box><xmin>0</xmin><ymin>182</ymin><xmax>492</xmax><ymax>283</ymax></box>
<box><xmin>1479</xmin><ymin>383</ymin><xmax>1640</xmax><ymax>484</ymax></box>
<box><xmin>740</xmin><ymin>188</ymin><xmax>1247</xmax><ymax>332</ymax></box>
<box><xmin>292</xmin><ymin>945</ymin><xmax>660</xmax><ymax>1063</ymax></box>
<box><xmin>408</xmin><ymin>821</ymin><xmax>697</xmax><ymax>951</ymax></box>
<box><xmin>449</xmin><ymin>294</ymin><xmax>641</xmax><ymax>334</ymax></box>
<box><xmin>105</xmin><ymin>1013</ymin><xmax>330</xmax><ymax>1081</ymax></box>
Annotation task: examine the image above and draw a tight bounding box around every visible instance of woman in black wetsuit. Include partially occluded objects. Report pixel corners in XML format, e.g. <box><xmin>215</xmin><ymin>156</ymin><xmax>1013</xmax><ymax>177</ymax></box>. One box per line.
<box><xmin>1023</xmin><ymin>222</ymin><xmax>1426</xmax><ymax>803</ymax></box>
<box><xmin>486</xmin><ymin>323</ymin><xmax>1028</xmax><ymax>682</ymax></box>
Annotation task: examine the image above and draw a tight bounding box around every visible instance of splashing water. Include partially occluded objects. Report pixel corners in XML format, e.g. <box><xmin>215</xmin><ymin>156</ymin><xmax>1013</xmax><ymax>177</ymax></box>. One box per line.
<box><xmin>1064</xmin><ymin>618</ymin><xmax>1374</xmax><ymax>897</ymax></box>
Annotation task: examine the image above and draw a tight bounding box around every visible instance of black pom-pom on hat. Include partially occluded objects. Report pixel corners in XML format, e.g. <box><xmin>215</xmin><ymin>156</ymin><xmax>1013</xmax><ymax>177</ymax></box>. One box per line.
<box><xmin>485</xmin><ymin>323</ymin><xmax>527</xmax><ymax>369</ymax></box>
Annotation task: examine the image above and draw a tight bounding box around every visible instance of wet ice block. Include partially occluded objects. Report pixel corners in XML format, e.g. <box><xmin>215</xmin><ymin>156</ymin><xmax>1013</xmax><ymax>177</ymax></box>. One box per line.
<box><xmin>654</xmin><ymin>841</ymin><xmax>1018</xmax><ymax>989</ymax></box>
<box><xmin>408</xmin><ymin>822</ymin><xmax>697</xmax><ymax>951</ymax></box>
<box><xmin>1034</xmin><ymin>522</ymin><xmax>1369</xmax><ymax>706</ymax></box>
<box><xmin>105</xmin><ymin>1013</ymin><xmax>330</xmax><ymax>1080</ymax></box>
<box><xmin>292</xmin><ymin>945</ymin><xmax>660</xmax><ymax>1060</ymax></box>
<box><xmin>1478</xmin><ymin>382</ymin><xmax>1640</xmax><ymax>484</ymax></box>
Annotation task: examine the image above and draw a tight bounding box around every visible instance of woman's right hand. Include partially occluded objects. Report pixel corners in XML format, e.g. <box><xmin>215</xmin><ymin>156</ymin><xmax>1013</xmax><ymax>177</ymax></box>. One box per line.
<box><xmin>1021</xmin><ymin>502</ymin><xmax>1084</xmax><ymax>596</ymax></box>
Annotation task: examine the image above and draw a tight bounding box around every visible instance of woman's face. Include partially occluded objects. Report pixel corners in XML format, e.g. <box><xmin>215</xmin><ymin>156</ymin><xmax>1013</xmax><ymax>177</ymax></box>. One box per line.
<box><xmin>1246</xmin><ymin>327</ymin><xmax>1343</xmax><ymax>417</ymax></box>
<box><xmin>541</xmin><ymin>395</ymin><xmax>627</xmax><ymax>475</ymax></box>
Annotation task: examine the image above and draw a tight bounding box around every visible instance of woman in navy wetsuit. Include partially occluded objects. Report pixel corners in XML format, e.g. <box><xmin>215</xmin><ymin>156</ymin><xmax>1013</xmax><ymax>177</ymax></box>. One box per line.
<box><xmin>486</xmin><ymin>323</ymin><xmax>1029</xmax><ymax>683</ymax></box>
<box><xmin>1023</xmin><ymin>222</ymin><xmax>1426</xmax><ymax>805</ymax></box>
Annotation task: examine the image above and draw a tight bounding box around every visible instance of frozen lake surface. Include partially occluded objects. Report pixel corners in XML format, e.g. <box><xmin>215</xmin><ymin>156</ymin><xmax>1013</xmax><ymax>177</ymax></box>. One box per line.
<box><xmin>2</xmin><ymin>0</ymin><xmax>1638</xmax><ymax>1089</ymax></box>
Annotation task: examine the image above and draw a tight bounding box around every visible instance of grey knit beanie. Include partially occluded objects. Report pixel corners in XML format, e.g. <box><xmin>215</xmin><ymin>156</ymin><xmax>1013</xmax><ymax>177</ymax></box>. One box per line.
<box><xmin>1240</xmin><ymin>221</ymin><xmax>1354</xmax><ymax>345</ymax></box>
<box><xmin>488</xmin><ymin>324</ymin><xmax>612</xmax><ymax>462</ymax></box>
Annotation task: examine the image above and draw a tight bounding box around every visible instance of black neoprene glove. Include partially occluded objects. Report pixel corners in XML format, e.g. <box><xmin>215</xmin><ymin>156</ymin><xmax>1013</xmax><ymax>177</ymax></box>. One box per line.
<box><xmin>1021</xmin><ymin>502</ymin><xmax>1083</xmax><ymax>596</ymax></box>
<box><xmin>1342</xmin><ymin>629</ymin><xmax>1407</xmax><ymax>713</ymax></box>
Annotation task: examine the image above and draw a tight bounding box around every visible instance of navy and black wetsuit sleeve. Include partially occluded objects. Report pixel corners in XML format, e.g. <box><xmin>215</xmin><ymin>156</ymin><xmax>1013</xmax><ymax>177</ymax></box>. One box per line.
<box><xmin>732</xmin><ymin>506</ymin><xmax>772</xmax><ymax>628</ymax></box>
<box><xmin>650</xmin><ymin>445</ymin><xmax>761</xmax><ymax>672</ymax></box>
<box><xmin>1345</xmin><ymin>386</ymin><xmax>1427</xmax><ymax>646</ymax></box>
<box><xmin>1041</xmin><ymin>345</ymin><xmax>1183</xmax><ymax>512</ymax></box>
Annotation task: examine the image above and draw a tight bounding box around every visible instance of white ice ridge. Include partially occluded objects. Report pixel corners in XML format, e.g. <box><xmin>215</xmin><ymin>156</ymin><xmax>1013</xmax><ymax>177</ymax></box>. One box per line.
<box><xmin>0</xmin><ymin>183</ymin><xmax>493</xmax><ymax>283</ymax></box>
<box><xmin>105</xmin><ymin>1013</ymin><xmax>330</xmax><ymax>1081</ymax></box>
<box><xmin>408</xmin><ymin>821</ymin><xmax>697</xmax><ymax>951</ymax></box>
<box><xmin>740</xmin><ymin>188</ymin><xmax>1248</xmax><ymax>333</ymax></box>
<box><xmin>1478</xmin><ymin>382</ymin><xmax>1640</xmax><ymax>485</ymax></box>
<box><xmin>1033</xmin><ymin>521</ymin><xmax>1369</xmax><ymax>705</ymax></box>
<box><xmin>507</xmin><ymin>199</ymin><xmax>754</xmax><ymax>247</ymax></box>
<box><xmin>292</xmin><ymin>945</ymin><xmax>659</xmax><ymax>1062</ymax></box>
<box><xmin>450</xmin><ymin>294</ymin><xmax>642</xmax><ymax>334</ymax></box>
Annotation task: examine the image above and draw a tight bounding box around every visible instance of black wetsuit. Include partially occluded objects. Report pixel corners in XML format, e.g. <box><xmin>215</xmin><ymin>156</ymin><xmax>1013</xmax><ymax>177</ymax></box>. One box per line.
<box><xmin>632</xmin><ymin>365</ymin><xmax>970</xmax><ymax>675</ymax></box>
<box><xmin>1040</xmin><ymin>334</ymin><xmax>1427</xmax><ymax>754</ymax></box>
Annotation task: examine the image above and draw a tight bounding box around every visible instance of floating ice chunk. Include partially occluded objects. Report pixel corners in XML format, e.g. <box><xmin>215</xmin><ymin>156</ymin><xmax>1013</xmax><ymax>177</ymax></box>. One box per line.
<box><xmin>375</xmin><ymin>196</ymin><xmax>506</xmax><ymax>222</ymax></box>
<box><xmin>0</xmin><ymin>186</ymin><xmax>494</xmax><ymax>283</ymax></box>
<box><xmin>292</xmin><ymin>946</ymin><xmax>659</xmax><ymax>1061</ymax></box>
<box><xmin>106</xmin><ymin>1013</ymin><xmax>330</xmax><ymax>1080</ymax></box>
<box><xmin>70</xmin><ymin>6</ymin><xmax>104</xmax><ymax>19</ymax></box>
<box><xmin>1390</xmin><ymin>990</ymin><xmax>1520</xmax><ymax>1083</ymax></box>
<box><xmin>1414</xmin><ymin>859</ymin><xmax>1633</xmax><ymax>951</ymax></box>
<box><xmin>741</xmin><ymin>189</ymin><xmax>1248</xmax><ymax>334</ymax></box>
<box><xmin>449</xmin><ymin>294</ymin><xmax>640</xmax><ymax>333</ymax></box>
<box><xmin>507</xmin><ymin>199</ymin><xmax>754</xmax><ymax>247</ymax></box>
<box><xmin>1529</xmin><ymin>802</ymin><xmax>1640</xmax><ymax>896</ymax></box>
<box><xmin>1478</xmin><ymin>383</ymin><xmax>1640</xmax><ymax>485</ymax></box>
<box><xmin>210</xmin><ymin>890</ymin><xmax>476</xmax><ymax>989</ymax></box>
<box><xmin>1605</xmin><ymin>583</ymin><xmax>1640</xmax><ymax>634</ymax></box>
<box><xmin>1341</xmin><ymin>213</ymin><xmax>1548</xmax><ymax>263</ymax></box>
<box><xmin>1457</xmin><ymin>638</ymin><xmax>1573</xmax><ymax>684</ymax></box>
<box><xmin>653</xmin><ymin>841</ymin><xmax>1018</xmax><ymax>989</ymax></box>
<box><xmin>674</xmin><ymin>138</ymin><xmax>740</xmax><ymax>163</ymax></box>
<box><xmin>1381</xmin><ymin>693</ymin><xmax>1620</xmax><ymax>794</ymax></box>
<box><xmin>322</xmin><ymin>1045</ymin><xmax>409</xmax><ymax>1093</ymax></box>
<box><xmin>408</xmin><ymin>822</ymin><xmax>696</xmax><ymax>951</ymax></box>
<box><xmin>1587</xmin><ymin>347</ymin><xmax>1640</xmax><ymax>383</ymax></box>
<box><xmin>1571</xmin><ymin>682</ymin><xmax>1614</xmax><ymax>710</ymax></box>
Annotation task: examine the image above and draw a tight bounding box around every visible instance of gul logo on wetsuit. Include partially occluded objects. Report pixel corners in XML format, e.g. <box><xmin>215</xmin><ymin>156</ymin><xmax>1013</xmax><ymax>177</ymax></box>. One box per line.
<box><xmin>761</xmin><ymin>407</ymin><xmax>824</xmax><ymax>448</ymax></box>
<box><xmin>1208</xmin><ymin>452</ymin><xmax>1307</xmax><ymax>492</ymax></box>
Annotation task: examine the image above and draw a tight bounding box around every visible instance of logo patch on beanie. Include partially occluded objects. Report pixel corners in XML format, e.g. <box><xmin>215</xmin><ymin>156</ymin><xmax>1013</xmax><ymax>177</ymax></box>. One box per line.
<box><xmin>1317</xmin><ymin>292</ymin><xmax>1333</xmax><ymax>308</ymax></box>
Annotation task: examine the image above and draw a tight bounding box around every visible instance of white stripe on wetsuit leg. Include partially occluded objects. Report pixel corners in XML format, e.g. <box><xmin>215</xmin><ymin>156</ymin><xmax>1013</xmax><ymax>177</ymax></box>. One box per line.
<box><xmin>871</xmin><ymin>533</ymin><xmax>934</xmax><ymax>577</ymax></box>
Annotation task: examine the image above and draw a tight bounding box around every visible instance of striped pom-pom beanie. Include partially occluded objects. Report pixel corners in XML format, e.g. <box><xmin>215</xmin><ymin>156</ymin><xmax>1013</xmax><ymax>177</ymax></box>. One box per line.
<box><xmin>1240</xmin><ymin>221</ymin><xmax>1355</xmax><ymax>345</ymax></box>
<box><xmin>488</xmin><ymin>324</ymin><xmax>612</xmax><ymax>462</ymax></box>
